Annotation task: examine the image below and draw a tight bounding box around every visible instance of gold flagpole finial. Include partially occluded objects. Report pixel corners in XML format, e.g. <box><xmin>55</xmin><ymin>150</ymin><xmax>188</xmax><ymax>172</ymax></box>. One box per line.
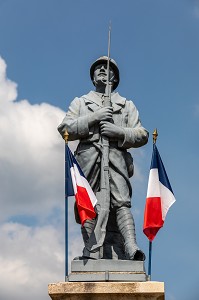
<box><xmin>63</xmin><ymin>130</ymin><xmax>69</xmax><ymax>144</ymax></box>
<box><xmin>153</xmin><ymin>128</ymin><xmax>158</xmax><ymax>144</ymax></box>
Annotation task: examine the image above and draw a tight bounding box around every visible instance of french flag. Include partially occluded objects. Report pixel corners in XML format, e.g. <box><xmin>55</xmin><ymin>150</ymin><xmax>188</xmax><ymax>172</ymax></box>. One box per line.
<box><xmin>65</xmin><ymin>145</ymin><xmax>97</xmax><ymax>226</ymax></box>
<box><xmin>143</xmin><ymin>144</ymin><xmax>176</xmax><ymax>241</ymax></box>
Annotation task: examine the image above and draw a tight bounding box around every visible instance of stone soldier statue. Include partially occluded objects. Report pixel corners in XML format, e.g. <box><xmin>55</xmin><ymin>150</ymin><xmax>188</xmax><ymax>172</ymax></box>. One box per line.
<box><xmin>58</xmin><ymin>56</ymin><xmax>148</xmax><ymax>261</ymax></box>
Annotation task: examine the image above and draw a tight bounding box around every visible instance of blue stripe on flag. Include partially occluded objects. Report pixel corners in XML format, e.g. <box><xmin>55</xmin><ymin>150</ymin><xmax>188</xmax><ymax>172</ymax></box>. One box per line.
<box><xmin>65</xmin><ymin>145</ymin><xmax>74</xmax><ymax>197</ymax></box>
<box><xmin>68</xmin><ymin>147</ymin><xmax>85</xmax><ymax>177</ymax></box>
<box><xmin>150</xmin><ymin>144</ymin><xmax>174</xmax><ymax>194</ymax></box>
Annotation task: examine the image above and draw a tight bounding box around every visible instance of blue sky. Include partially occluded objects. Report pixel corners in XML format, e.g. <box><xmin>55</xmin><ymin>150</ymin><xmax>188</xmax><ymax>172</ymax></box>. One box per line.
<box><xmin>0</xmin><ymin>0</ymin><xmax>199</xmax><ymax>299</ymax></box>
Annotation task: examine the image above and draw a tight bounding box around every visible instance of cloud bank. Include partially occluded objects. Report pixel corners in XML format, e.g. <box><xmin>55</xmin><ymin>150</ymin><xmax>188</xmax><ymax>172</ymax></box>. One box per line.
<box><xmin>0</xmin><ymin>56</ymin><xmax>67</xmax><ymax>222</ymax></box>
<box><xmin>0</xmin><ymin>222</ymin><xmax>64</xmax><ymax>300</ymax></box>
<box><xmin>0</xmin><ymin>56</ymin><xmax>83</xmax><ymax>300</ymax></box>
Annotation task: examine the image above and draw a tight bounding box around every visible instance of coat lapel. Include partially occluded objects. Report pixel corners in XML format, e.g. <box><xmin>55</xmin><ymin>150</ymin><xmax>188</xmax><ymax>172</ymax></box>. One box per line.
<box><xmin>82</xmin><ymin>91</ymin><xmax>126</xmax><ymax>113</ymax></box>
<box><xmin>111</xmin><ymin>92</ymin><xmax>126</xmax><ymax>113</ymax></box>
<box><xmin>82</xmin><ymin>91</ymin><xmax>103</xmax><ymax>111</ymax></box>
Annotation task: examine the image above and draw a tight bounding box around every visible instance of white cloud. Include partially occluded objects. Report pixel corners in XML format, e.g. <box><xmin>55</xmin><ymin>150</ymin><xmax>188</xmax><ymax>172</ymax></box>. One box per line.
<box><xmin>0</xmin><ymin>56</ymin><xmax>84</xmax><ymax>300</ymax></box>
<box><xmin>0</xmin><ymin>56</ymin><xmax>67</xmax><ymax>222</ymax></box>
<box><xmin>0</xmin><ymin>222</ymin><xmax>64</xmax><ymax>300</ymax></box>
<box><xmin>0</xmin><ymin>57</ymin><xmax>17</xmax><ymax>102</ymax></box>
<box><xmin>0</xmin><ymin>220</ymin><xmax>83</xmax><ymax>300</ymax></box>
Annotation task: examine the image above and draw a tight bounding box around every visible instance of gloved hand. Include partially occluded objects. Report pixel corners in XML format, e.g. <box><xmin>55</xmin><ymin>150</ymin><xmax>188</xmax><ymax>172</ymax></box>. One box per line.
<box><xmin>100</xmin><ymin>121</ymin><xmax>124</xmax><ymax>139</ymax></box>
<box><xmin>89</xmin><ymin>106</ymin><xmax>113</xmax><ymax>126</ymax></box>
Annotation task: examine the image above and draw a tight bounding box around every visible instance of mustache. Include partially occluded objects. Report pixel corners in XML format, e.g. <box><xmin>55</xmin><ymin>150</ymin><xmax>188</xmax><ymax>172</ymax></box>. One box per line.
<box><xmin>97</xmin><ymin>74</ymin><xmax>115</xmax><ymax>81</ymax></box>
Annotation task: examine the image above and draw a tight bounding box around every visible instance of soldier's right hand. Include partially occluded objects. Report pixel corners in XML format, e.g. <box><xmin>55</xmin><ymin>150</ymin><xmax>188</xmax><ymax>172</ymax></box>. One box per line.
<box><xmin>94</xmin><ymin>106</ymin><xmax>113</xmax><ymax>122</ymax></box>
<box><xmin>88</xmin><ymin>106</ymin><xmax>113</xmax><ymax>127</ymax></box>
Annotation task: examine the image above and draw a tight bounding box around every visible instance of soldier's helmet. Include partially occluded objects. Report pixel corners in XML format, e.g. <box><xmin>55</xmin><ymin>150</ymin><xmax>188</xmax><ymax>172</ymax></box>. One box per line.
<box><xmin>90</xmin><ymin>56</ymin><xmax>120</xmax><ymax>90</ymax></box>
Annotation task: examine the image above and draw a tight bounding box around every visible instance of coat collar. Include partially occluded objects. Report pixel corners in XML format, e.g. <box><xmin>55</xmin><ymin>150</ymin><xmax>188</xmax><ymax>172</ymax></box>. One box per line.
<box><xmin>82</xmin><ymin>91</ymin><xmax>126</xmax><ymax>112</ymax></box>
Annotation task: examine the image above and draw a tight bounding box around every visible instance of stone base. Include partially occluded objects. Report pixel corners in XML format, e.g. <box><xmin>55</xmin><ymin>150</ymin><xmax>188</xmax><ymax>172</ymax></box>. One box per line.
<box><xmin>48</xmin><ymin>281</ymin><xmax>165</xmax><ymax>300</ymax></box>
<box><xmin>71</xmin><ymin>259</ymin><xmax>145</xmax><ymax>272</ymax></box>
<box><xmin>69</xmin><ymin>259</ymin><xmax>147</xmax><ymax>282</ymax></box>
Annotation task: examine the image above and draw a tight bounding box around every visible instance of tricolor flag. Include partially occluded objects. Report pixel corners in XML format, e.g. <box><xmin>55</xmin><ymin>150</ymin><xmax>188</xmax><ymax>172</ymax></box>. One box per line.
<box><xmin>65</xmin><ymin>145</ymin><xmax>97</xmax><ymax>226</ymax></box>
<box><xmin>143</xmin><ymin>144</ymin><xmax>176</xmax><ymax>241</ymax></box>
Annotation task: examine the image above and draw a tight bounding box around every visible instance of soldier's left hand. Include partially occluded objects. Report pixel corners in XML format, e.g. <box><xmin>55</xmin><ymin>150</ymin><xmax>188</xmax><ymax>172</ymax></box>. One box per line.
<box><xmin>100</xmin><ymin>121</ymin><xmax>124</xmax><ymax>139</ymax></box>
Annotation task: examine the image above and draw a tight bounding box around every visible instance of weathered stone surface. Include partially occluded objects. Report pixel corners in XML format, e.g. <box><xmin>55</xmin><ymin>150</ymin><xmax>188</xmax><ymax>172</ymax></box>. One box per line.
<box><xmin>48</xmin><ymin>281</ymin><xmax>165</xmax><ymax>300</ymax></box>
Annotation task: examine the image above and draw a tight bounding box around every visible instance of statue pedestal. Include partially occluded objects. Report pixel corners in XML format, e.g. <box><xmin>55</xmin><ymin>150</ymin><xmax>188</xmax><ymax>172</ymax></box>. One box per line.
<box><xmin>48</xmin><ymin>281</ymin><xmax>165</xmax><ymax>300</ymax></box>
<box><xmin>69</xmin><ymin>259</ymin><xmax>147</xmax><ymax>281</ymax></box>
<box><xmin>48</xmin><ymin>259</ymin><xmax>164</xmax><ymax>299</ymax></box>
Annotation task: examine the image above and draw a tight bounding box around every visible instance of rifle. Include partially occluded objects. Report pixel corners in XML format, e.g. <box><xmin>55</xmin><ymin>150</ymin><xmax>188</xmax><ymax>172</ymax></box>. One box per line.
<box><xmin>85</xmin><ymin>24</ymin><xmax>112</xmax><ymax>253</ymax></box>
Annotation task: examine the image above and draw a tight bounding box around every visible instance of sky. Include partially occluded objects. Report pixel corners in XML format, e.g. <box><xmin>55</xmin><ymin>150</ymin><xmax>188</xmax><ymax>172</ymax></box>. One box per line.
<box><xmin>0</xmin><ymin>0</ymin><xmax>199</xmax><ymax>299</ymax></box>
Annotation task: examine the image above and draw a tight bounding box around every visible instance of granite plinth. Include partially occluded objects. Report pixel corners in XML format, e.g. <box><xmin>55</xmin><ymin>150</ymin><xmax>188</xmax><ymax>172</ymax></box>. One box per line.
<box><xmin>48</xmin><ymin>281</ymin><xmax>165</xmax><ymax>300</ymax></box>
<box><xmin>69</xmin><ymin>259</ymin><xmax>147</xmax><ymax>282</ymax></box>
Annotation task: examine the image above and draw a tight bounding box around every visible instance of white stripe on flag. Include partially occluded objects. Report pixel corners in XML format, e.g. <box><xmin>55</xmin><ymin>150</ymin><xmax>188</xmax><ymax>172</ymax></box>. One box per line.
<box><xmin>73</xmin><ymin>163</ymin><xmax>97</xmax><ymax>207</ymax></box>
<box><xmin>147</xmin><ymin>169</ymin><xmax>161</xmax><ymax>198</ymax></box>
<box><xmin>81</xmin><ymin>176</ymin><xmax>97</xmax><ymax>207</ymax></box>
<box><xmin>146</xmin><ymin>169</ymin><xmax>176</xmax><ymax>221</ymax></box>
<box><xmin>159</xmin><ymin>182</ymin><xmax>176</xmax><ymax>220</ymax></box>
<box><xmin>70</xmin><ymin>166</ymin><xmax>77</xmax><ymax>194</ymax></box>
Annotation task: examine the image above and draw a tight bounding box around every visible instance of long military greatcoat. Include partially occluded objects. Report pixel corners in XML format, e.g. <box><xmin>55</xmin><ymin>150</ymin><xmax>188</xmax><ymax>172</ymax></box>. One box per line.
<box><xmin>58</xmin><ymin>91</ymin><xmax>148</xmax><ymax>210</ymax></box>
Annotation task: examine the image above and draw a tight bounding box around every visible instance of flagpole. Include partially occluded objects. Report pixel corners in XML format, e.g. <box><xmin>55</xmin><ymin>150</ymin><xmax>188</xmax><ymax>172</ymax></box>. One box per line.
<box><xmin>147</xmin><ymin>128</ymin><xmax>158</xmax><ymax>281</ymax></box>
<box><xmin>148</xmin><ymin>240</ymin><xmax>152</xmax><ymax>280</ymax></box>
<box><xmin>64</xmin><ymin>130</ymin><xmax>69</xmax><ymax>280</ymax></box>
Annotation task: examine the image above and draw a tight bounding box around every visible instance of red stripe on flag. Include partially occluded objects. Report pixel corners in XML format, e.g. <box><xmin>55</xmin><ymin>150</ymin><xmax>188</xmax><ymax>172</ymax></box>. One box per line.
<box><xmin>143</xmin><ymin>197</ymin><xmax>164</xmax><ymax>241</ymax></box>
<box><xmin>75</xmin><ymin>185</ymin><xmax>96</xmax><ymax>225</ymax></box>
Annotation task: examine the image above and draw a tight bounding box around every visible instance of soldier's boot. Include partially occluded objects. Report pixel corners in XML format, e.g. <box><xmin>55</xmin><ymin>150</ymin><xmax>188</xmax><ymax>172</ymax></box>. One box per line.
<box><xmin>116</xmin><ymin>206</ymin><xmax>145</xmax><ymax>261</ymax></box>
<box><xmin>74</xmin><ymin>219</ymin><xmax>96</xmax><ymax>260</ymax></box>
<box><xmin>81</xmin><ymin>218</ymin><xmax>96</xmax><ymax>245</ymax></box>
<box><xmin>80</xmin><ymin>218</ymin><xmax>101</xmax><ymax>260</ymax></box>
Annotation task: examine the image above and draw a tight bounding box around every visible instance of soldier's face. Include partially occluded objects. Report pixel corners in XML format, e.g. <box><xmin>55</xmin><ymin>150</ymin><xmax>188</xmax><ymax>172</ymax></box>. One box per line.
<box><xmin>93</xmin><ymin>63</ymin><xmax>116</xmax><ymax>86</ymax></box>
